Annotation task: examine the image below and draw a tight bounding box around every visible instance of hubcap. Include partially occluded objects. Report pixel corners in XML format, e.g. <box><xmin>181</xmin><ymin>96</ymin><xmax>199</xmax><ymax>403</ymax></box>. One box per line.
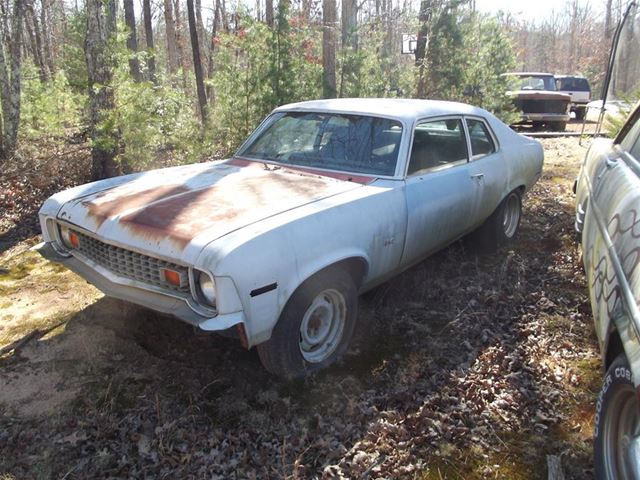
<box><xmin>602</xmin><ymin>384</ymin><xmax>640</xmax><ymax>478</ymax></box>
<box><xmin>299</xmin><ymin>289</ymin><xmax>346</xmax><ymax>363</ymax></box>
<box><xmin>502</xmin><ymin>193</ymin><xmax>520</xmax><ymax>238</ymax></box>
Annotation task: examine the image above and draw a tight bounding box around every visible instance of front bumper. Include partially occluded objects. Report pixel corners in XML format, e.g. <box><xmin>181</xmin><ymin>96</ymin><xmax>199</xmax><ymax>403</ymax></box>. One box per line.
<box><xmin>521</xmin><ymin>112</ymin><xmax>571</xmax><ymax>123</ymax></box>
<box><xmin>36</xmin><ymin>241</ymin><xmax>244</xmax><ymax>331</ymax></box>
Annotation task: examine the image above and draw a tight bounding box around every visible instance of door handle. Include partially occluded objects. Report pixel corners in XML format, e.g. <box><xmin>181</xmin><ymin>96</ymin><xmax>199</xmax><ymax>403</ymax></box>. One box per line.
<box><xmin>471</xmin><ymin>173</ymin><xmax>484</xmax><ymax>180</ymax></box>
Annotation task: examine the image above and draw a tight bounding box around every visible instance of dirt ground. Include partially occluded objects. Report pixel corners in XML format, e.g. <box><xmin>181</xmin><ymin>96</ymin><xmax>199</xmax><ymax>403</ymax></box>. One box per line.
<box><xmin>0</xmin><ymin>134</ymin><xmax>600</xmax><ymax>479</ymax></box>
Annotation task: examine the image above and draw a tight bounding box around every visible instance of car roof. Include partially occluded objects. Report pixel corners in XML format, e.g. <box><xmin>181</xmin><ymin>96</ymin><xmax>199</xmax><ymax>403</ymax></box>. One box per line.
<box><xmin>502</xmin><ymin>72</ymin><xmax>554</xmax><ymax>77</ymax></box>
<box><xmin>274</xmin><ymin>98</ymin><xmax>488</xmax><ymax>123</ymax></box>
<box><xmin>555</xmin><ymin>74</ymin><xmax>587</xmax><ymax>79</ymax></box>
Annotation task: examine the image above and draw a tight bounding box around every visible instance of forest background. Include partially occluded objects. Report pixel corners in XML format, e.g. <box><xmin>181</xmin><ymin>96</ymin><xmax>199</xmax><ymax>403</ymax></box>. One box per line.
<box><xmin>0</xmin><ymin>0</ymin><xmax>628</xmax><ymax>180</ymax></box>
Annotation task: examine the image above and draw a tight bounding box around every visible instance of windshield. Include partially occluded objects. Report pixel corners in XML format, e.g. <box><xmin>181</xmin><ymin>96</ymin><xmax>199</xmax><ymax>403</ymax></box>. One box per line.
<box><xmin>517</xmin><ymin>75</ymin><xmax>556</xmax><ymax>91</ymax></box>
<box><xmin>237</xmin><ymin>112</ymin><xmax>403</xmax><ymax>176</ymax></box>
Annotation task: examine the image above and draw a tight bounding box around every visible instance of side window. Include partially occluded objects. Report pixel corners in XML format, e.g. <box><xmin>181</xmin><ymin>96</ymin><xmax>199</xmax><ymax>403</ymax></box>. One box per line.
<box><xmin>629</xmin><ymin>129</ymin><xmax>640</xmax><ymax>161</ymax></box>
<box><xmin>407</xmin><ymin>118</ymin><xmax>468</xmax><ymax>176</ymax></box>
<box><xmin>619</xmin><ymin>111</ymin><xmax>640</xmax><ymax>154</ymax></box>
<box><xmin>466</xmin><ymin>119</ymin><xmax>496</xmax><ymax>158</ymax></box>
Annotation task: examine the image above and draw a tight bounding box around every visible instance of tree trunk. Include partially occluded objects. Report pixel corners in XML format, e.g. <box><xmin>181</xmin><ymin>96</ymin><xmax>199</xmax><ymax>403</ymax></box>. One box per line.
<box><xmin>0</xmin><ymin>0</ymin><xmax>23</xmax><ymax>159</ymax></box>
<box><xmin>265</xmin><ymin>0</ymin><xmax>273</xmax><ymax>27</ymax></box>
<box><xmin>85</xmin><ymin>0</ymin><xmax>121</xmax><ymax>180</ymax></box>
<box><xmin>195</xmin><ymin>0</ymin><xmax>206</xmax><ymax>58</ymax></box>
<box><xmin>322</xmin><ymin>0</ymin><xmax>336</xmax><ymax>98</ymax></box>
<box><xmin>25</xmin><ymin>1</ymin><xmax>48</xmax><ymax>82</ymax></box>
<box><xmin>173</xmin><ymin>0</ymin><xmax>187</xmax><ymax>70</ymax></box>
<box><xmin>187</xmin><ymin>0</ymin><xmax>208</xmax><ymax>124</ymax></box>
<box><xmin>123</xmin><ymin>0</ymin><xmax>142</xmax><ymax>82</ymax></box>
<box><xmin>605</xmin><ymin>0</ymin><xmax>613</xmax><ymax>41</ymax></box>
<box><xmin>301</xmin><ymin>0</ymin><xmax>311</xmax><ymax>22</ymax></box>
<box><xmin>143</xmin><ymin>0</ymin><xmax>156</xmax><ymax>82</ymax></box>
<box><xmin>41</xmin><ymin>0</ymin><xmax>55</xmax><ymax>74</ymax></box>
<box><xmin>205</xmin><ymin>0</ymin><xmax>220</xmax><ymax>103</ymax></box>
<box><xmin>163</xmin><ymin>0</ymin><xmax>179</xmax><ymax>74</ymax></box>
<box><xmin>341</xmin><ymin>0</ymin><xmax>357</xmax><ymax>49</ymax></box>
<box><xmin>415</xmin><ymin>0</ymin><xmax>432</xmax><ymax>98</ymax></box>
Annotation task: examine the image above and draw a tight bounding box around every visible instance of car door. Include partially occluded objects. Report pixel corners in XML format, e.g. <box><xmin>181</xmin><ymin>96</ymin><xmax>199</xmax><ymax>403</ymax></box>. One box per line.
<box><xmin>464</xmin><ymin>117</ymin><xmax>508</xmax><ymax>228</ymax></box>
<box><xmin>400</xmin><ymin>117</ymin><xmax>477</xmax><ymax>266</ymax></box>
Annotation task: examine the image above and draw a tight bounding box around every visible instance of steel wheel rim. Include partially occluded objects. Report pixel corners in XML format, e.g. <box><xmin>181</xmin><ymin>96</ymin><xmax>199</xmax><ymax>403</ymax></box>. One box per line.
<box><xmin>299</xmin><ymin>289</ymin><xmax>346</xmax><ymax>363</ymax></box>
<box><xmin>602</xmin><ymin>383</ymin><xmax>640</xmax><ymax>478</ymax></box>
<box><xmin>502</xmin><ymin>193</ymin><xmax>520</xmax><ymax>238</ymax></box>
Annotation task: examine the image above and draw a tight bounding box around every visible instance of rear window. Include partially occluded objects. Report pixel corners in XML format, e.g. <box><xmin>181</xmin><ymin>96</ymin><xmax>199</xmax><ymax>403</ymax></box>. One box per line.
<box><xmin>556</xmin><ymin>77</ymin><xmax>590</xmax><ymax>92</ymax></box>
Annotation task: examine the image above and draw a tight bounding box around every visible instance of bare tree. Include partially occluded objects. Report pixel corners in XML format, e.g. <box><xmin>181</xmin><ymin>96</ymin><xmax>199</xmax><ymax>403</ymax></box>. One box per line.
<box><xmin>341</xmin><ymin>0</ymin><xmax>357</xmax><ymax>48</ymax></box>
<box><xmin>143</xmin><ymin>0</ymin><xmax>156</xmax><ymax>82</ymax></box>
<box><xmin>206</xmin><ymin>0</ymin><xmax>221</xmax><ymax>102</ymax></box>
<box><xmin>85</xmin><ymin>0</ymin><xmax>120</xmax><ymax>179</ymax></box>
<box><xmin>266</xmin><ymin>0</ymin><xmax>274</xmax><ymax>27</ymax></box>
<box><xmin>25</xmin><ymin>0</ymin><xmax>49</xmax><ymax>82</ymax></box>
<box><xmin>124</xmin><ymin>0</ymin><xmax>142</xmax><ymax>81</ymax></box>
<box><xmin>41</xmin><ymin>0</ymin><xmax>54</xmax><ymax>74</ymax></box>
<box><xmin>0</xmin><ymin>0</ymin><xmax>24</xmax><ymax>160</ymax></box>
<box><xmin>174</xmin><ymin>0</ymin><xmax>189</xmax><ymax>73</ymax></box>
<box><xmin>164</xmin><ymin>0</ymin><xmax>179</xmax><ymax>74</ymax></box>
<box><xmin>322</xmin><ymin>0</ymin><xmax>336</xmax><ymax>98</ymax></box>
<box><xmin>415</xmin><ymin>0</ymin><xmax>433</xmax><ymax>98</ymax></box>
<box><xmin>187</xmin><ymin>0</ymin><xmax>208</xmax><ymax>123</ymax></box>
<box><xmin>195</xmin><ymin>0</ymin><xmax>206</xmax><ymax>55</ymax></box>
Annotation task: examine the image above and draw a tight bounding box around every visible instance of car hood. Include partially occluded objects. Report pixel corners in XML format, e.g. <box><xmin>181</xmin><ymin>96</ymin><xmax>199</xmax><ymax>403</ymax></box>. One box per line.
<box><xmin>57</xmin><ymin>158</ymin><xmax>371</xmax><ymax>260</ymax></box>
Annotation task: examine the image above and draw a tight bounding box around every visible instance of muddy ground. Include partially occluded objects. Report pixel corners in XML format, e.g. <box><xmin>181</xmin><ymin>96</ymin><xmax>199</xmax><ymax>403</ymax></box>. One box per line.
<box><xmin>0</xmin><ymin>135</ymin><xmax>600</xmax><ymax>479</ymax></box>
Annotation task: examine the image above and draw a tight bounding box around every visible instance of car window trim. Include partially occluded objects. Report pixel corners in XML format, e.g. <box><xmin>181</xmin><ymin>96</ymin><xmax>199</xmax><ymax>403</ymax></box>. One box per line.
<box><xmin>462</xmin><ymin>115</ymin><xmax>499</xmax><ymax>161</ymax></box>
<box><xmin>404</xmin><ymin>115</ymin><xmax>469</xmax><ymax>178</ymax></box>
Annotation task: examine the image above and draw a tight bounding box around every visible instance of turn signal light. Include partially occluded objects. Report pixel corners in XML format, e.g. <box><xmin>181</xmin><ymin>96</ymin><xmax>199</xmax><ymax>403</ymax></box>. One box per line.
<box><xmin>68</xmin><ymin>231</ymin><xmax>80</xmax><ymax>248</ymax></box>
<box><xmin>162</xmin><ymin>268</ymin><xmax>182</xmax><ymax>286</ymax></box>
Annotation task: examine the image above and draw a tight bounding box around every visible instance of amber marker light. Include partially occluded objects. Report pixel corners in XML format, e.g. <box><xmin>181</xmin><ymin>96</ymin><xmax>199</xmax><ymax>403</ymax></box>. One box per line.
<box><xmin>68</xmin><ymin>231</ymin><xmax>80</xmax><ymax>248</ymax></box>
<box><xmin>162</xmin><ymin>268</ymin><xmax>182</xmax><ymax>286</ymax></box>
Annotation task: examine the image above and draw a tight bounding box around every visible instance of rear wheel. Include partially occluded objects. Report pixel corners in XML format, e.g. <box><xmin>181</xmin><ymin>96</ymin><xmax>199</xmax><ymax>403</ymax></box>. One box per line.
<box><xmin>595</xmin><ymin>354</ymin><xmax>640</xmax><ymax>479</ymax></box>
<box><xmin>257</xmin><ymin>267</ymin><xmax>358</xmax><ymax>379</ymax></box>
<box><xmin>576</xmin><ymin>107</ymin><xmax>586</xmax><ymax>121</ymax></box>
<box><xmin>551</xmin><ymin>121</ymin><xmax>567</xmax><ymax>132</ymax></box>
<box><xmin>470</xmin><ymin>190</ymin><xmax>522</xmax><ymax>252</ymax></box>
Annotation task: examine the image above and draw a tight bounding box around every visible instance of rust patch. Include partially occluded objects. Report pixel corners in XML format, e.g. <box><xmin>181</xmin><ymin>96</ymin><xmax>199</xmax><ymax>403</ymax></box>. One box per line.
<box><xmin>82</xmin><ymin>184</ymin><xmax>190</xmax><ymax>228</ymax></box>
<box><xmin>227</xmin><ymin>158</ymin><xmax>375</xmax><ymax>184</ymax></box>
<box><xmin>118</xmin><ymin>171</ymin><xmax>343</xmax><ymax>248</ymax></box>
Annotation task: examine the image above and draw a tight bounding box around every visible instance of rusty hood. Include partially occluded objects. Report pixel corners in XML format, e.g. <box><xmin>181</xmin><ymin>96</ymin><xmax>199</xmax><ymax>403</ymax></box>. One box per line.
<box><xmin>57</xmin><ymin>159</ymin><xmax>371</xmax><ymax>260</ymax></box>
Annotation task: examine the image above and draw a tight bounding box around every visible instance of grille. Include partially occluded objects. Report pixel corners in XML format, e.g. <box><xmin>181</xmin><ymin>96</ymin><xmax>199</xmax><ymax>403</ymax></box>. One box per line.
<box><xmin>515</xmin><ymin>99</ymin><xmax>569</xmax><ymax>114</ymax></box>
<box><xmin>72</xmin><ymin>230</ymin><xmax>190</xmax><ymax>295</ymax></box>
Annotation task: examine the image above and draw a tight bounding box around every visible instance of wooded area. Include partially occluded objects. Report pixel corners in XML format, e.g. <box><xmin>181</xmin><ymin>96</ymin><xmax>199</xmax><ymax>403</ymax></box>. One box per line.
<box><xmin>0</xmin><ymin>0</ymin><xmax>631</xmax><ymax>179</ymax></box>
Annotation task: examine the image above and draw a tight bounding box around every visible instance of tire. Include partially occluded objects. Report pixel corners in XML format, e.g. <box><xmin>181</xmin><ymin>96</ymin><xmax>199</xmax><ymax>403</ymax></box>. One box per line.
<box><xmin>470</xmin><ymin>190</ymin><xmax>522</xmax><ymax>252</ymax></box>
<box><xmin>257</xmin><ymin>267</ymin><xmax>358</xmax><ymax>379</ymax></box>
<box><xmin>576</xmin><ymin>107</ymin><xmax>586</xmax><ymax>121</ymax></box>
<box><xmin>551</xmin><ymin>121</ymin><xmax>567</xmax><ymax>132</ymax></box>
<box><xmin>594</xmin><ymin>354</ymin><xmax>640</xmax><ymax>479</ymax></box>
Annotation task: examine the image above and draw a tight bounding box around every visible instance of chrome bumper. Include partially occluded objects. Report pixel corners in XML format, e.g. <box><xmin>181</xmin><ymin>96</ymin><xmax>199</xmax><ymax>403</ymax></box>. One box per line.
<box><xmin>35</xmin><ymin>242</ymin><xmax>243</xmax><ymax>331</ymax></box>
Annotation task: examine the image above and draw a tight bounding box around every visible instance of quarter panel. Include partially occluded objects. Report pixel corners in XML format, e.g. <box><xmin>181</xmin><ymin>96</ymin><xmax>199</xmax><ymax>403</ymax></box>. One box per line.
<box><xmin>195</xmin><ymin>180</ymin><xmax>408</xmax><ymax>345</ymax></box>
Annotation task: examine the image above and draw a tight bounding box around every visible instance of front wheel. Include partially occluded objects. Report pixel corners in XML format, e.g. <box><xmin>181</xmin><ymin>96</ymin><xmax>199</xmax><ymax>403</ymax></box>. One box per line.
<box><xmin>595</xmin><ymin>354</ymin><xmax>640</xmax><ymax>479</ymax></box>
<box><xmin>257</xmin><ymin>267</ymin><xmax>358</xmax><ymax>379</ymax></box>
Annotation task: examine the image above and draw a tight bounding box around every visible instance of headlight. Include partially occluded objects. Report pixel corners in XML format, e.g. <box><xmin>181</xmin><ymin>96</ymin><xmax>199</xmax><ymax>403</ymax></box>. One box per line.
<box><xmin>59</xmin><ymin>225</ymin><xmax>80</xmax><ymax>249</ymax></box>
<box><xmin>197</xmin><ymin>271</ymin><xmax>216</xmax><ymax>307</ymax></box>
